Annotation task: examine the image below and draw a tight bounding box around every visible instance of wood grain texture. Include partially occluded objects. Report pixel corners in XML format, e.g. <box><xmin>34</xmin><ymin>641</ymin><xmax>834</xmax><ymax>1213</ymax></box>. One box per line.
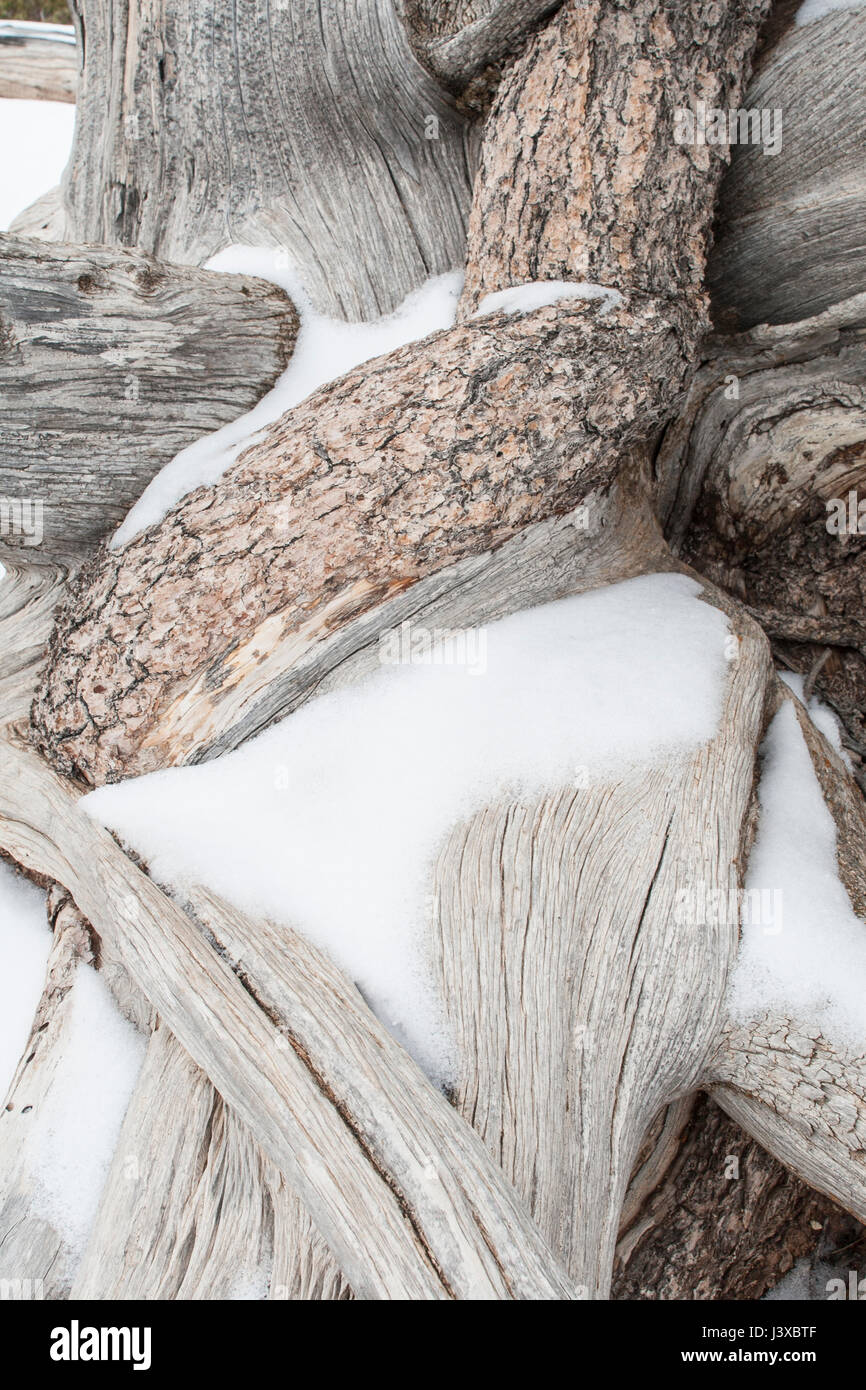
<box><xmin>0</xmin><ymin>893</ymin><xmax>92</xmax><ymax>1299</ymax></box>
<box><xmin>708</xmin><ymin>687</ymin><xmax>866</xmax><ymax>1224</ymax></box>
<box><xmin>62</xmin><ymin>0</ymin><xmax>474</xmax><ymax>319</ymax></box>
<box><xmin>0</xmin><ymin>24</ymin><xmax>78</xmax><ymax>102</ymax></box>
<box><xmin>31</xmin><ymin>298</ymin><xmax>696</xmax><ymax>785</ymax></box>
<box><xmin>655</xmin><ymin>293</ymin><xmax>866</xmax><ymax>786</ymax></box>
<box><xmin>72</xmin><ymin>1024</ymin><xmax>274</xmax><ymax>1300</ymax></box>
<box><xmin>433</xmin><ymin>586</ymin><xmax>773</xmax><ymax>1294</ymax></box>
<box><xmin>0</xmin><ymin>234</ymin><xmax>298</xmax><ymax>565</ymax></box>
<box><xmin>709</xmin><ymin>10</ymin><xmax>866</xmax><ymax>330</ymax></box>
<box><xmin>0</xmin><ymin>559</ymin><xmax>66</xmax><ymax>725</ymax></box>
<box><xmin>32</xmin><ymin>0</ymin><xmax>772</xmax><ymax>781</ymax></box>
<box><xmin>0</xmin><ymin>734</ymin><xmax>576</xmax><ymax>1300</ymax></box>
<box><xmin>402</xmin><ymin>0</ymin><xmax>563</xmax><ymax>88</ymax></box>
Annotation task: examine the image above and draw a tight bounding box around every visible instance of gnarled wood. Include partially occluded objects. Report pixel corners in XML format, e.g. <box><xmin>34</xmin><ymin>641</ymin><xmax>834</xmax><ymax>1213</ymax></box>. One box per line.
<box><xmin>655</xmin><ymin>293</ymin><xmax>866</xmax><ymax>784</ymax></box>
<box><xmin>613</xmin><ymin>1094</ymin><xmax>849</xmax><ymax>1301</ymax></box>
<box><xmin>0</xmin><ymin>234</ymin><xmax>298</xmax><ymax>565</ymax></box>
<box><xmin>0</xmin><ymin>733</ymin><xmax>576</xmax><ymax>1300</ymax></box>
<box><xmin>707</xmin><ymin>686</ymin><xmax>866</xmax><ymax>1224</ymax></box>
<box><xmin>0</xmin><ymin>891</ymin><xmax>92</xmax><ymax>1299</ymax></box>
<box><xmin>62</xmin><ymin>0</ymin><xmax>474</xmax><ymax>318</ymax></box>
<box><xmin>433</xmin><ymin>582</ymin><xmax>773</xmax><ymax>1295</ymax></box>
<box><xmin>709</xmin><ymin>9</ymin><xmax>866</xmax><ymax>330</ymax></box>
<box><xmin>72</xmin><ymin>1024</ymin><xmax>274</xmax><ymax>1300</ymax></box>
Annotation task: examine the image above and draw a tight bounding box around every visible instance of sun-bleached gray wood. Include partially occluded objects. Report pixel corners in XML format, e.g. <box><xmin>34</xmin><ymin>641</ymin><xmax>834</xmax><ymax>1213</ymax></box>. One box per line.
<box><xmin>0</xmin><ymin>730</ymin><xmax>576</xmax><ymax>1300</ymax></box>
<box><xmin>709</xmin><ymin>10</ymin><xmax>866</xmax><ymax>330</ymax></box>
<box><xmin>0</xmin><ymin>896</ymin><xmax>91</xmax><ymax>1299</ymax></box>
<box><xmin>0</xmin><ymin>234</ymin><xmax>298</xmax><ymax>564</ymax></box>
<box><xmin>62</xmin><ymin>0</ymin><xmax>475</xmax><ymax>319</ymax></box>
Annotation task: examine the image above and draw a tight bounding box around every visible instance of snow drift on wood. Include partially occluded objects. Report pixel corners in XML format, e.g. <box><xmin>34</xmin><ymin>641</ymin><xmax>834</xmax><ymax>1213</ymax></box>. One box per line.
<box><xmin>30</xmin><ymin>965</ymin><xmax>145</xmax><ymax>1263</ymax></box>
<box><xmin>0</xmin><ymin>861</ymin><xmax>51</xmax><ymax>1100</ymax></box>
<box><xmin>82</xmin><ymin>573</ymin><xmax>730</xmax><ymax>1080</ymax></box>
<box><xmin>473</xmin><ymin>280</ymin><xmax>623</xmax><ymax>319</ymax></box>
<box><xmin>728</xmin><ymin>700</ymin><xmax>866</xmax><ymax>1053</ymax></box>
<box><xmin>795</xmin><ymin>0</ymin><xmax>866</xmax><ymax>23</ymax></box>
<box><xmin>0</xmin><ymin>97</ymin><xmax>75</xmax><ymax>231</ymax></box>
<box><xmin>112</xmin><ymin>251</ymin><xmax>463</xmax><ymax>547</ymax></box>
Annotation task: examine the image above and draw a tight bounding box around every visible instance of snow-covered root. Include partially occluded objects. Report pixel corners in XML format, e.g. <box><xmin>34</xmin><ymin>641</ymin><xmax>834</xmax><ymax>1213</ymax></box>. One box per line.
<box><xmin>707</xmin><ymin>687</ymin><xmax>866</xmax><ymax>1224</ymax></box>
<box><xmin>0</xmin><ymin>730</ymin><xmax>576</xmax><ymax>1301</ymax></box>
<box><xmin>0</xmin><ymin>892</ymin><xmax>93</xmax><ymax>1297</ymax></box>
<box><xmin>433</xmin><ymin>588</ymin><xmax>772</xmax><ymax>1296</ymax></box>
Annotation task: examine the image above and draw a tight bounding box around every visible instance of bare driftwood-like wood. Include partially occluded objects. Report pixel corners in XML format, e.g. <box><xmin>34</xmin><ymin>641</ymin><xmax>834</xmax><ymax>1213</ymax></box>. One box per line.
<box><xmin>0</xmin><ymin>559</ymin><xmax>66</xmax><ymax>724</ymax></box>
<box><xmin>0</xmin><ymin>892</ymin><xmax>92</xmax><ymax>1299</ymax></box>
<box><xmin>0</xmin><ymin>22</ymin><xmax>78</xmax><ymax>103</ymax></box>
<box><xmin>61</xmin><ymin>0</ymin><xmax>475</xmax><ymax>318</ymax></box>
<box><xmin>707</xmin><ymin>688</ymin><xmax>866</xmax><ymax>1224</ymax></box>
<box><xmin>0</xmin><ymin>235</ymin><xmax>298</xmax><ymax>565</ymax></box>
<box><xmin>433</xmin><ymin>581</ymin><xmax>772</xmax><ymax>1295</ymax></box>
<box><xmin>709</xmin><ymin>10</ymin><xmax>866</xmax><ymax>330</ymax></box>
<box><xmin>402</xmin><ymin>0</ymin><xmax>563</xmax><ymax>89</ymax></box>
<box><xmin>72</xmin><ymin>1024</ymin><xmax>275</xmax><ymax>1300</ymax></box>
<box><xmin>13</xmin><ymin>0</ymin><xmax>866</xmax><ymax>1303</ymax></box>
<box><xmin>0</xmin><ymin>733</ymin><xmax>577</xmax><ymax>1300</ymax></box>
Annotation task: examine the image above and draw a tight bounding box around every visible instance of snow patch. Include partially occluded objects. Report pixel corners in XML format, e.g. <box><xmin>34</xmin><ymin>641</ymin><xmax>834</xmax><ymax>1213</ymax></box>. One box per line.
<box><xmin>795</xmin><ymin>0</ymin><xmax>865</xmax><ymax>24</ymax></box>
<box><xmin>473</xmin><ymin>280</ymin><xmax>623</xmax><ymax>319</ymax></box>
<box><xmin>728</xmin><ymin>701</ymin><xmax>866</xmax><ymax>1052</ymax></box>
<box><xmin>0</xmin><ymin>97</ymin><xmax>76</xmax><ymax>231</ymax></box>
<box><xmin>778</xmin><ymin>670</ymin><xmax>852</xmax><ymax>767</ymax></box>
<box><xmin>112</xmin><ymin>251</ymin><xmax>463</xmax><ymax>546</ymax></box>
<box><xmin>0</xmin><ymin>861</ymin><xmax>52</xmax><ymax>1101</ymax></box>
<box><xmin>82</xmin><ymin>573</ymin><xmax>730</xmax><ymax>1081</ymax></box>
<box><xmin>30</xmin><ymin>964</ymin><xmax>145</xmax><ymax>1260</ymax></box>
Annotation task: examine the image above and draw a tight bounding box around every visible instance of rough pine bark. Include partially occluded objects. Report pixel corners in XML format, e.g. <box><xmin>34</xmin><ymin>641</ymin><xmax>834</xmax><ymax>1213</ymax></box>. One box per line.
<box><xmin>32</xmin><ymin>0</ymin><xmax>772</xmax><ymax>784</ymax></box>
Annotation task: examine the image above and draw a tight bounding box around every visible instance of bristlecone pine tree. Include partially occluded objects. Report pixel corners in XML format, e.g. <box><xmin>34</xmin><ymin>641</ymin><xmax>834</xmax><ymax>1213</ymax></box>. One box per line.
<box><xmin>1</xmin><ymin>0</ymin><xmax>865</xmax><ymax>1301</ymax></box>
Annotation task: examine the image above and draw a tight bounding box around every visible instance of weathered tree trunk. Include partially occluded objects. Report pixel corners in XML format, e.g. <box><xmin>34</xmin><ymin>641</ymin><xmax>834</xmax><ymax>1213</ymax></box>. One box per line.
<box><xmin>656</xmin><ymin>292</ymin><xmax>866</xmax><ymax>788</ymax></box>
<box><xmin>4</xmin><ymin>0</ymin><xmax>866</xmax><ymax>1303</ymax></box>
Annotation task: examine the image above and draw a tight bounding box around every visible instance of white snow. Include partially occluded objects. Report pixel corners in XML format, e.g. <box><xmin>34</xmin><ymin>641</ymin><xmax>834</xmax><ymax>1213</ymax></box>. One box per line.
<box><xmin>795</xmin><ymin>0</ymin><xmax>865</xmax><ymax>24</ymax></box>
<box><xmin>473</xmin><ymin>279</ymin><xmax>623</xmax><ymax>320</ymax></box>
<box><xmin>0</xmin><ymin>97</ymin><xmax>76</xmax><ymax>231</ymax></box>
<box><xmin>81</xmin><ymin>572</ymin><xmax>730</xmax><ymax>1080</ymax></box>
<box><xmin>0</xmin><ymin>860</ymin><xmax>52</xmax><ymax>1101</ymax></box>
<box><xmin>778</xmin><ymin>670</ymin><xmax>852</xmax><ymax>767</ymax></box>
<box><xmin>728</xmin><ymin>700</ymin><xmax>866</xmax><ymax>1052</ymax></box>
<box><xmin>30</xmin><ymin>963</ymin><xmax>145</xmax><ymax>1260</ymax></box>
<box><xmin>112</xmin><ymin>251</ymin><xmax>463</xmax><ymax>547</ymax></box>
